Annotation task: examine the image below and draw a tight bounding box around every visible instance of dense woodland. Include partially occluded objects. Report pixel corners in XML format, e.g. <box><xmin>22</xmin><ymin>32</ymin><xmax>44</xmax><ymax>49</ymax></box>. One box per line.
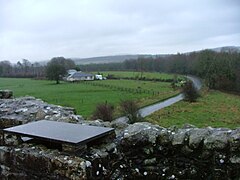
<box><xmin>0</xmin><ymin>59</ymin><xmax>45</xmax><ymax>78</ymax></box>
<box><xmin>81</xmin><ymin>50</ymin><xmax>240</xmax><ymax>92</ymax></box>
<box><xmin>0</xmin><ymin>50</ymin><xmax>240</xmax><ymax>92</ymax></box>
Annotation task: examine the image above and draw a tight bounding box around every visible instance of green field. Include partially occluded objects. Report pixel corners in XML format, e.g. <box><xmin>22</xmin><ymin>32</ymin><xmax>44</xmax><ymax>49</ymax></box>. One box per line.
<box><xmin>96</xmin><ymin>71</ymin><xmax>183</xmax><ymax>80</ymax></box>
<box><xmin>1</xmin><ymin>74</ymin><xmax>239</xmax><ymax>129</ymax></box>
<box><xmin>145</xmin><ymin>90</ymin><xmax>240</xmax><ymax>129</ymax></box>
<box><xmin>86</xmin><ymin>79</ymin><xmax>175</xmax><ymax>94</ymax></box>
<box><xmin>0</xmin><ymin>77</ymin><xmax>179</xmax><ymax>118</ymax></box>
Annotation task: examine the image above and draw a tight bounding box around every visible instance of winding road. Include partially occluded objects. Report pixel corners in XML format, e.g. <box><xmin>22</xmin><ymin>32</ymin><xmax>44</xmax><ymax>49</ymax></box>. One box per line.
<box><xmin>114</xmin><ymin>75</ymin><xmax>202</xmax><ymax>123</ymax></box>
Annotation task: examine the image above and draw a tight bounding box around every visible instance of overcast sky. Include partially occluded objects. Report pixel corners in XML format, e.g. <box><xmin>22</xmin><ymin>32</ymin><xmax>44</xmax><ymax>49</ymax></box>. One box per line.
<box><xmin>1</xmin><ymin>0</ymin><xmax>240</xmax><ymax>63</ymax></box>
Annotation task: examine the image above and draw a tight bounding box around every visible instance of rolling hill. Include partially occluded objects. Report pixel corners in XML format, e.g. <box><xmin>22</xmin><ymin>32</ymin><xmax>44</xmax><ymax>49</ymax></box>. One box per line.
<box><xmin>71</xmin><ymin>46</ymin><xmax>240</xmax><ymax>65</ymax></box>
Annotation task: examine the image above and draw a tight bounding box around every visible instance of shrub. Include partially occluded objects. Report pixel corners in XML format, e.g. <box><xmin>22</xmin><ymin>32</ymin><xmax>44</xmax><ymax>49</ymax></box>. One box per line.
<box><xmin>120</xmin><ymin>100</ymin><xmax>141</xmax><ymax>123</ymax></box>
<box><xmin>107</xmin><ymin>74</ymin><xmax>118</xmax><ymax>79</ymax></box>
<box><xmin>171</xmin><ymin>82</ymin><xmax>177</xmax><ymax>90</ymax></box>
<box><xmin>93</xmin><ymin>102</ymin><xmax>114</xmax><ymax>121</ymax></box>
<box><xmin>182</xmin><ymin>81</ymin><xmax>200</xmax><ymax>102</ymax></box>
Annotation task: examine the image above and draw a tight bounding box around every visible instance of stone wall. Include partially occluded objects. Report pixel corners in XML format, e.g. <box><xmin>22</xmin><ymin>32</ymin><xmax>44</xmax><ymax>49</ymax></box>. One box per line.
<box><xmin>0</xmin><ymin>96</ymin><xmax>83</xmax><ymax>129</ymax></box>
<box><xmin>0</xmin><ymin>145</ymin><xmax>87</xmax><ymax>179</ymax></box>
<box><xmin>115</xmin><ymin>123</ymin><xmax>240</xmax><ymax>179</ymax></box>
<box><xmin>0</xmin><ymin>97</ymin><xmax>240</xmax><ymax>179</ymax></box>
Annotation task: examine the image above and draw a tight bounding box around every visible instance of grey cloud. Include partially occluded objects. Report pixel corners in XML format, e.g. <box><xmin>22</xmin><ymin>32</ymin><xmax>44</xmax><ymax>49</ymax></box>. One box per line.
<box><xmin>0</xmin><ymin>0</ymin><xmax>239</xmax><ymax>62</ymax></box>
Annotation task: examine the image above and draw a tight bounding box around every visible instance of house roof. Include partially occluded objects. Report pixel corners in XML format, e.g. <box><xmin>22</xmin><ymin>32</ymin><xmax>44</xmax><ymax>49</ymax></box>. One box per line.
<box><xmin>69</xmin><ymin>72</ymin><xmax>94</xmax><ymax>78</ymax></box>
<box><xmin>67</xmin><ymin>69</ymin><xmax>77</xmax><ymax>75</ymax></box>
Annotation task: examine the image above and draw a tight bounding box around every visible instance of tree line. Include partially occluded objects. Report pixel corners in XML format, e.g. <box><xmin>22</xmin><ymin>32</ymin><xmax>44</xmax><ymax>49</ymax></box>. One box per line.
<box><xmin>0</xmin><ymin>57</ymin><xmax>76</xmax><ymax>81</ymax></box>
<box><xmin>1</xmin><ymin>50</ymin><xmax>240</xmax><ymax>92</ymax></box>
<box><xmin>0</xmin><ymin>59</ymin><xmax>45</xmax><ymax>78</ymax></box>
<box><xmin>80</xmin><ymin>50</ymin><xmax>240</xmax><ymax>92</ymax></box>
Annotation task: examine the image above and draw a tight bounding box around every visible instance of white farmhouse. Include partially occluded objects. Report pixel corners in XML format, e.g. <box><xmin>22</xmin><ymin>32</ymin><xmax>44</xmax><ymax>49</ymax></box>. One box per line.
<box><xmin>67</xmin><ymin>72</ymin><xmax>94</xmax><ymax>82</ymax></box>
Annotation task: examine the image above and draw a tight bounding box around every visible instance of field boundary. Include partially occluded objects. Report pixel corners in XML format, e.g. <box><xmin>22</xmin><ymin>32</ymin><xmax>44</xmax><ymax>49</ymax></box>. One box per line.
<box><xmin>83</xmin><ymin>80</ymin><xmax>177</xmax><ymax>96</ymax></box>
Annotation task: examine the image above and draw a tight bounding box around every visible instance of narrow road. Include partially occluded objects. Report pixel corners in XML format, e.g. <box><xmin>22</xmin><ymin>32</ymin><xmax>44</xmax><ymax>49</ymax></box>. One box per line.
<box><xmin>139</xmin><ymin>75</ymin><xmax>202</xmax><ymax>117</ymax></box>
<box><xmin>114</xmin><ymin>75</ymin><xmax>202</xmax><ymax>123</ymax></box>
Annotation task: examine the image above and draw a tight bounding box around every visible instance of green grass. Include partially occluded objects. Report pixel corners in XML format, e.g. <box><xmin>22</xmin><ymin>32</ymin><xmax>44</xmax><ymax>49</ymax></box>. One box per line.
<box><xmin>145</xmin><ymin>90</ymin><xmax>240</xmax><ymax>129</ymax></box>
<box><xmin>0</xmin><ymin>78</ymin><xmax>179</xmax><ymax>118</ymax></box>
<box><xmin>88</xmin><ymin>79</ymin><xmax>175</xmax><ymax>93</ymax></box>
<box><xmin>95</xmin><ymin>71</ymin><xmax>183</xmax><ymax>80</ymax></box>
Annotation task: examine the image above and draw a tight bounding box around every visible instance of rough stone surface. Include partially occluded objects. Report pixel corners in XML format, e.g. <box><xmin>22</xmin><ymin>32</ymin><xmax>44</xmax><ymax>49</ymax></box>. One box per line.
<box><xmin>188</xmin><ymin>128</ymin><xmax>212</xmax><ymax>149</ymax></box>
<box><xmin>0</xmin><ymin>97</ymin><xmax>240</xmax><ymax>179</ymax></box>
<box><xmin>0</xmin><ymin>144</ymin><xmax>88</xmax><ymax>179</ymax></box>
<box><xmin>0</xmin><ymin>96</ymin><xmax>84</xmax><ymax>128</ymax></box>
<box><xmin>203</xmin><ymin>129</ymin><xmax>231</xmax><ymax>150</ymax></box>
<box><xmin>230</xmin><ymin>129</ymin><xmax>240</xmax><ymax>152</ymax></box>
<box><xmin>172</xmin><ymin>128</ymin><xmax>190</xmax><ymax>146</ymax></box>
<box><xmin>120</xmin><ymin>122</ymin><xmax>163</xmax><ymax>145</ymax></box>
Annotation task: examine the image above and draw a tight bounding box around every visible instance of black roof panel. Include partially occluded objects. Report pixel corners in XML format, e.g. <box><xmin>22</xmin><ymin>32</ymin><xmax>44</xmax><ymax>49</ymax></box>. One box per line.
<box><xmin>3</xmin><ymin>120</ymin><xmax>114</xmax><ymax>145</ymax></box>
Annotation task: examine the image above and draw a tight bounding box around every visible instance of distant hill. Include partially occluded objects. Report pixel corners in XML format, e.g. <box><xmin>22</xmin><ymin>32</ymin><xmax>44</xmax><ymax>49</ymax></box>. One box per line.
<box><xmin>72</xmin><ymin>55</ymin><xmax>138</xmax><ymax>64</ymax></box>
<box><xmin>210</xmin><ymin>46</ymin><xmax>240</xmax><ymax>53</ymax></box>
<box><xmin>184</xmin><ymin>46</ymin><xmax>240</xmax><ymax>55</ymax></box>
<box><xmin>72</xmin><ymin>54</ymin><xmax>170</xmax><ymax>65</ymax></box>
<box><xmin>37</xmin><ymin>46</ymin><xmax>239</xmax><ymax>65</ymax></box>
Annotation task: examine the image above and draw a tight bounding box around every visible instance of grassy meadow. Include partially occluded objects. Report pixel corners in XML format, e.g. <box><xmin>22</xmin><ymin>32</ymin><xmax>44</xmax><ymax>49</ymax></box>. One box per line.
<box><xmin>96</xmin><ymin>71</ymin><xmax>184</xmax><ymax>80</ymax></box>
<box><xmin>145</xmin><ymin>90</ymin><xmax>240</xmax><ymax>129</ymax></box>
<box><xmin>1</xmin><ymin>70</ymin><xmax>239</xmax><ymax>129</ymax></box>
<box><xmin>0</xmin><ymin>76</ymin><xmax>179</xmax><ymax>118</ymax></box>
<box><xmin>86</xmin><ymin>79</ymin><xmax>176</xmax><ymax>94</ymax></box>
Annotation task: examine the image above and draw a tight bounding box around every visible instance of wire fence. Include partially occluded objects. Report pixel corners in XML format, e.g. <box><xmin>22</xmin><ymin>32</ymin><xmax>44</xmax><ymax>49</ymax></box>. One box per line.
<box><xmin>83</xmin><ymin>81</ymin><xmax>175</xmax><ymax>96</ymax></box>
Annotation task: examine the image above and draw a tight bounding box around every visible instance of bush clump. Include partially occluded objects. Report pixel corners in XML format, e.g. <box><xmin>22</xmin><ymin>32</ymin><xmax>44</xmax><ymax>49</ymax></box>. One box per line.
<box><xmin>120</xmin><ymin>99</ymin><xmax>142</xmax><ymax>123</ymax></box>
<box><xmin>93</xmin><ymin>102</ymin><xmax>114</xmax><ymax>121</ymax></box>
<box><xmin>182</xmin><ymin>81</ymin><xmax>200</xmax><ymax>102</ymax></box>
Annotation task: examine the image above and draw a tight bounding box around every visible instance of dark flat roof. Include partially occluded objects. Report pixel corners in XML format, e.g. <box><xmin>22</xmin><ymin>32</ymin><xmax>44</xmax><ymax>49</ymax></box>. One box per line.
<box><xmin>70</xmin><ymin>72</ymin><xmax>94</xmax><ymax>78</ymax></box>
<box><xmin>3</xmin><ymin>120</ymin><xmax>114</xmax><ymax>145</ymax></box>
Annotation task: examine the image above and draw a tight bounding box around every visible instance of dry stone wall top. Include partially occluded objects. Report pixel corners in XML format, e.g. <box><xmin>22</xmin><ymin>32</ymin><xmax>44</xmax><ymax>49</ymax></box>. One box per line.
<box><xmin>0</xmin><ymin>97</ymin><xmax>239</xmax><ymax>179</ymax></box>
<box><xmin>0</xmin><ymin>96</ymin><xmax>84</xmax><ymax>128</ymax></box>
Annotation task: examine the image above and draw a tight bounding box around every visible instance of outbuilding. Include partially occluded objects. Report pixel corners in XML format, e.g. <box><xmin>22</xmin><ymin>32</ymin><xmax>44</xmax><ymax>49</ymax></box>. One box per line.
<box><xmin>95</xmin><ymin>74</ymin><xmax>103</xmax><ymax>80</ymax></box>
